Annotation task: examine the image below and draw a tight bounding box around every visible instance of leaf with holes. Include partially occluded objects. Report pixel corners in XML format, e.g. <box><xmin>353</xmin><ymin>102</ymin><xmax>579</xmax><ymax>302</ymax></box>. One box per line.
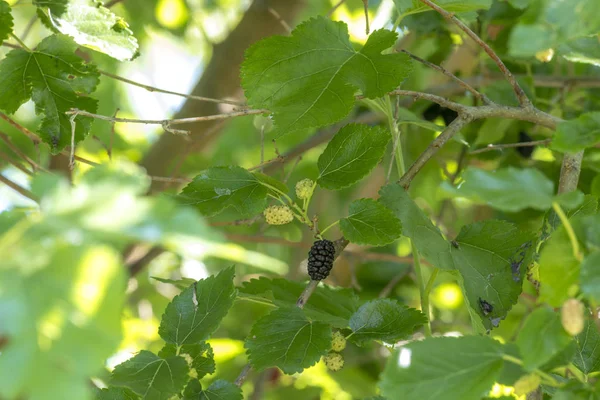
<box><xmin>318</xmin><ymin>124</ymin><xmax>391</xmax><ymax>190</ymax></box>
<box><xmin>0</xmin><ymin>1</ymin><xmax>13</xmax><ymax>46</ymax></box>
<box><xmin>340</xmin><ymin>199</ymin><xmax>402</xmax><ymax>246</ymax></box>
<box><xmin>241</xmin><ymin>17</ymin><xmax>412</xmax><ymax>134</ymax></box>
<box><xmin>159</xmin><ymin>342</ymin><xmax>215</xmax><ymax>380</ymax></box>
<box><xmin>450</xmin><ymin>220</ymin><xmax>535</xmax><ymax>330</ymax></box>
<box><xmin>349</xmin><ymin>299</ymin><xmax>426</xmax><ymax>346</ymax></box>
<box><xmin>179</xmin><ymin>167</ymin><xmax>268</xmax><ymax>218</ymax></box>
<box><xmin>245</xmin><ymin>307</ymin><xmax>332</xmax><ymax>374</ymax></box>
<box><xmin>380</xmin><ymin>336</ymin><xmax>505</xmax><ymax>400</ymax></box>
<box><xmin>34</xmin><ymin>0</ymin><xmax>138</xmax><ymax>61</ymax></box>
<box><xmin>0</xmin><ymin>34</ymin><xmax>98</xmax><ymax>153</ymax></box>
<box><xmin>111</xmin><ymin>351</ymin><xmax>189</xmax><ymax>400</ymax></box>
<box><xmin>158</xmin><ymin>267</ymin><xmax>236</xmax><ymax>346</ymax></box>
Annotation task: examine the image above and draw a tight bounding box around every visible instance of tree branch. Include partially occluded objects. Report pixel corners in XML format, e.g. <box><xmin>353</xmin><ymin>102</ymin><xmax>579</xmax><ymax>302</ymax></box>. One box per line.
<box><xmin>398</xmin><ymin>114</ymin><xmax>472</xmax><ymax>189</ymax></box>
<box><xmin>417</xmin><ymin>0</ymin><xmax>531</xmax><ymax>108</ymax></box>
<box><xmin>558</xmin><ymin>151</ymin><xmax>584</xmax><ymax>194</ymax></box>
<box><xmin>0</xmin><ymin>174</ymin><xmax>38</xmax><ymax>202</ymax></box>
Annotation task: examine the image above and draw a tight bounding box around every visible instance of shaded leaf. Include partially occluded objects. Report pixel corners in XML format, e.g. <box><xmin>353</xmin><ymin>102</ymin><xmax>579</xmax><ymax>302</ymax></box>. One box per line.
<box><xmin>348</xmin><ymin>299</ymin><xmax>426</xmax><ymax>346</ymax></box>
<box><xmin>378</xmin><ymin>183</ymin><xmax>452</xmax><ymax>270</ymax></box>
<box><xmin>241</xmin><ymin>17</ymin><xmax>412</xmax><ymax>134</ymax></box>
<box><xmin>34</xmin><ymin>0</ymin><xmax>138</xmax><ymax>61</ymax></box>
<box><xmin>508</xmin><ymin>24</ymin><xmax>554</xmax><ymax>57</ymax></box>
<box><xmin>0</xmin><ymin>1</ymin><xmax>13</xmax><ymax>46</ymax></box>
<box><xmin>516</xmin><ymin>307</ymin><xmax>571</xmax><ymax>370</ymax></box>
<box><xmin>0</xmin><ymin>34</ymin><xmax>99</xmax><ymax>153</ymax></box>
<box><xmin>560</xmin><ymin>36</ymin><xmax>600</xmax><ymax>67</ymax></box>
<box><xmin>245</xmin><ymin>307</ymin><xmax>331</xmax><ymax>374</ymax></box>
<box><xmin>447</xmin><ymin>167</ymin><xmax>555</xmax><ymax>212</ymax></box>
<box><xmin>179</xmin><ymin>166</ymin><xmax>268</xmax><ymax>218</ymax></box>
<box><xmin>238</xmin><ymin>277</ymin><xmax>360</xmax><ymax>328</ymax></box>
<box><xmin>581</xmin><ymin>252</ymin><xmax>600</xmax><ymax>302</ymax></box>
<box><xmin>159</xmin><ymin>267</ymin><xmax>236</xmax><ymax>346</ymax></box>
<box><xmin>95</xmin><ymin>387</ymin><xmax>139</xmax><ymax>400</ymax></box>
<box><xmin>553</xmin><ymin>112</ymin><xmax>600</xmax><ymax>153</ymax></box>
<box><xmin>318</xmin><ymin>124</ymin><xmax>390</xmax><ymax>190</ymax></box>
<box><xmin>340</xmin><ymin>199</ymin><xmax>402</xmax><ymax>246</ymax></box>
<box><xmin>111</xmin><ymin>351</ymin><xmax>189</xmax><ymax>400</ymax></box>
<box><xmin>573</xmin><ymin>320</ymin><xmax>600</xmax><ymax>374</ymax></box>
<box><xmin>183</xmin><ymin>380</ymin><xmax>242</xmax><ymax>400</ymax></box>
<box><xmin>380</xmin><ymin>336</ymin><xmax>505</xmax><ymax>400</ymax></box>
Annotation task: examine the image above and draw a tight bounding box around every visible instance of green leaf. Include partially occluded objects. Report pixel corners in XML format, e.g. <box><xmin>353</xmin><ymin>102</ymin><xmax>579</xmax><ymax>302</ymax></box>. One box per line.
<box><xmin>0</xmin><ymin>0</ymin><xmax>13</xmax><ymax>46</ymax></box>
<box><xmin>0</xmin><ymin>245</ymin><xmax>126</xmax><ymax>400</ymax></box>
<box><xmin>95</xmin><ymin>387</ymin><xmax>139</xmax><ymax>400</ymax></box>
<box><xmin>179</xmin><ymin>166</ymin><xmax>268</xmax><ymax>218</ymax></box>
<box><xmin>539</xmin><ymin>225</ymin><xmax>580</xmax><ymax>306</ymax></box>
<box><xmin>393</xmin><ymin>0</ymin><xmax>492</xmax><ymax>16</ymax></box>
<box><xmin>340</xmin><ymin>199</ymin><xmax>402</xmax><ymax>246</ymax></box>
<box><xmin>317</xmin><ymin>124</ymin><xmax>391</xmax><ymax>190</ymax></box>
<box><xmin>516</xmin><ymin>306</ymin><xmax>571</xmax><ymax>370</ymax></box>
<box><xmin>396</xmin><ymin>108</ymin><xmax>442</xmax><ymax>132</ymax></box>
<box><xmin>253</xmin><ymin>171</ymin><xmax>289</xmax><ymax>197</ymax></box>
<box><xmin>34</xmin><ymin>0</ymin><xmax>138</xmax><ymax>61</ymax></box>
<box><xmin>380</xmin><ymin>336</ymin><xmax>505</xmax><ymax>400</ymax></box>
<box><xmin>447</xmin><ymin>167</ymin><xmax>555</xmax><ymax>212</ymax></box>
<box><xmin>573</xmin><ymin>320</ymin><xmax>600</xmax><ymax>374</ymax></box>
<box><xmin>111</xmin><ymin>351</ymin><xmax>189</xmax><ymax>400</ymax></box>
<box><xmin>238</xmin><ymin>277</ymin><xmax>360</xmax><ymax>328</ymax></box>
<box><xmin>158</xmin><ymin>267</ymin><xmax>236</xmax><ymax>346</ymax></box>
<box><xmin>159</xmin><ymin>342</ymin><xmax>215</xmax><ymax>380</ymax></box>
<box><xmin>245</xmin><ymin>307</ymin><xmax>332</xmax><ymax>374</ymax></box>
<box><xmin>151</xmin><ymin>276</ymin><xmax>198</xmax><ymax>290</ymax></box>
<box><xmin>560</xmin><ymin>36</ymin><xmax>600</xmax><ymax>67</ymax></box>
<box><xmin>451</xmin><ymin>220</ymin><xmax>535</xmax><ymax>330</ymax></box>
<box><xmin>378</xmin><ymin>183</ymin><xmax>453</xmax><ymax>270</ymax></box>
<box><xmin>183</xmin><ymin>380</ymin><xmax>242</xmax><ymax>400</ymax></box>
<box><xmin>553</xmin><ymin>112</ymin><xmax>600</xmax><ymax>153</ymax></box>
<box><xmin>0</xmin><ymin>34</ymin><xmax>99</xmax><ymax>153</ymax></box>
<box><xmin>581</xmin><ymin>252</ymin><xmax>600</xmax><ymax>302</ymax></box>
<box><xmin>241</xmin><ymin>17</ymin><xmax>412</xmax><ymax>134</ymax></box>
<box><xmin>508</xmin><ymin>24</ymin><xmax>554</xmax><ymax>57</ymax></box>
<box><xmin>348</xmin><ymin>299</ymin><xmax>426</xmax><ymax>346</ymax></box>
<box><xmin>474</xmin><ymin>118</ymin><xmax>514</xmax><ymax>147</ymax></box>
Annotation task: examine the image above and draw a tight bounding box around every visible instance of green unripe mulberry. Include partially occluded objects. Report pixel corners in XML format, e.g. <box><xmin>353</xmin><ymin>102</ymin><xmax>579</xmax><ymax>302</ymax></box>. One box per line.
<box><xmin>264</xmin><ymin>205</ymin><xmax>294</xmax><ymax>225</ymax></box>
<box><xmin>513</xmin><ymin>374</ymin><xmax>541</xmax><ymax>396</ymax></box>
<box><xmin>331</xmin><ymin>331</ymin><xmax>346</xmax><ymax>352</ymax></box>
<box><xmin>323</xmin><ymin>351</ymin><xmax>344</xmax><ymax>372</ymax></box>
<box><xmin>295</xmin><ymin>179</ymin><xmax>315</xmax><ymax>200</ymax></box>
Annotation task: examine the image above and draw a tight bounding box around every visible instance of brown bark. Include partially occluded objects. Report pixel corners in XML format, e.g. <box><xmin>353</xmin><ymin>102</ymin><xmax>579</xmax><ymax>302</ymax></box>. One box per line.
<box><xmin>141</xmin><ymin>0</ymin><xmax>305</xmax><ymax>191</ymax></box>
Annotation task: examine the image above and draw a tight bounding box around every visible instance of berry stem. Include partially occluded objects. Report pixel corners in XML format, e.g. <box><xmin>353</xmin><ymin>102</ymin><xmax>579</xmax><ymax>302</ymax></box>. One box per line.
<box><xmin>320</xmin><ymin>220</ymin><xmax>340</xmax><ymax>236</ymax></box>
<box><xmin>551</xmin><ymin>202</ymin><xmax>583</xmax><ymax>262</ymax></box>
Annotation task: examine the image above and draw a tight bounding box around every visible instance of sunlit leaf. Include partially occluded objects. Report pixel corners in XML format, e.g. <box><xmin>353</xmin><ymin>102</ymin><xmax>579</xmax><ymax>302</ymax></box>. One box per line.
<box><xmin>0</xmin><ymin>0</ymin><xmax>13</xmax><ymax>46</ymax></box>
<box><xmin>241</xmin><ymin>17</ymin><xmax>412</xmax><ymax>134</ymax></box>
<box><xmin>182</xmin><ymin>379</ymin><xmax>242</xmax><ymax>400</ymax></box>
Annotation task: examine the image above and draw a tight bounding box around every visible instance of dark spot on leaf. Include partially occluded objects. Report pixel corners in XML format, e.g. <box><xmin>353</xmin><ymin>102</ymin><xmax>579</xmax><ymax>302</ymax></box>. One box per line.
<box><xmin>451</xmin><ymin>240</ymin><xmax>459</xmax><ymax>249</ymax></box>
<box><xmin>478</xmin><ymin>298</ymin><xmax>493</xmax><ymax>316</ymax></box>
<box><xmin>509</xmin><ymin>242</ymin><xmax>531</xmax><ymax>282</ymax></box>
<box><xmin>67</xmin><ymin>75</ymin><xmax>75</xmax><ymax>80</ymax></box>
<box><xmin>490</xmin><ymin>317</ymin><xmax>501</xmax><ymax>327</ymax></box>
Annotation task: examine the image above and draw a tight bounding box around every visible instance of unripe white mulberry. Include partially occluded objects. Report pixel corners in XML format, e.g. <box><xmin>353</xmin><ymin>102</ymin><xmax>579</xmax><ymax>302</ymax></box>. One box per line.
<box><xmin>264</xmin><ymin>205</ymin><xmax>294</xmax><ymax>225</ymax></box>
<box><xmin>331</xmin><ymin>331</ymin><xmax>347</xmax><ymax>352</ymax></box>
<box><xmin>513</xmin><ymin>373</ymin><xmax>541</xmax><ymax>396</ymax></box>
<box><xmin>323</xmin><ymin>351</ymin><xmax>344</xmax><ymax>372</ymax></box>
<box><xmin>562</xmin><ymin>298</ymin><xmax>585</xmax><ymax>336</ymax></box>
<box><xmin>295</xmin><ymin>179</ymin><xmax>315</xmax><ymax>200</ymax></box>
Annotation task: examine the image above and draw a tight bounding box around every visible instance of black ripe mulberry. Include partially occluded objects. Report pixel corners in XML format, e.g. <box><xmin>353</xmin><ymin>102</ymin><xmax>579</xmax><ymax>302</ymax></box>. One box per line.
<box><xmin>307</xmin><ymin>239</ymin><xmax>336</xmax><ymax>280</ymax></box>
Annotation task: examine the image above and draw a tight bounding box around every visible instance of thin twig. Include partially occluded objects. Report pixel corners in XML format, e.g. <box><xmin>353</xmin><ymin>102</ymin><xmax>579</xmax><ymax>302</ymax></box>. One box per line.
<box><xmin>268</xmin><ymin>7</ymin><xmax>292</xmax><ymax>33</ymax></box>
<box><xmin>469</xmin><ymin>139</ymin><xmax>551</xmax><ymax>155</ymax></box>
<box><xmin>417</xmin><ymin>0</ymin><xmax>531</xmax><ymax>108</ymax></box>
<box><xmin>399</xmin><ymin>115</ymin><xmax>472</xmax><ymax>189</ymax></box>
<box><xmin>0</xmin><ymin>174</ymin><xmax>38</xmax><ymax>202</ymax></box>
<box><xmin>109</xmin><ymin>108</ymin><xmax>119</xmax><ymax>160</ymax></box>
<box><xmin>98</xmin><ymin>70</ymin><xmax>245</xmax><ymax>107</ymax></box>
<box><xmin>558</xmin><ymin>151</ymin><xmax>584</xmax><ymax>194</ymax></box>
<box><xmin>0</xmin><ymin>131</ymin><xmax>47</xmax><ymax>173</ymax></box>
<box><xmin>327</xmin><ymin>0</ymin><xmax>347</xmax><ymax>17</ymax></box>
<box><xmin>0</xmin><ymin>149</ymin><xmax>33</xmax><ymax>176</ymax></box>
<box><xmin>21</xmin><ymin>16</ymin><xmax>37</xmax><ymax>41</ymax></box>
<box><xmin>362</xmin><ymin>0</ymin><xmax>370</xmax><ymax>35</ymax></box>
<box><xmin>399</xmin><ymin>49</ymin><xmax>491</xmax><ymax>104</ymax></box>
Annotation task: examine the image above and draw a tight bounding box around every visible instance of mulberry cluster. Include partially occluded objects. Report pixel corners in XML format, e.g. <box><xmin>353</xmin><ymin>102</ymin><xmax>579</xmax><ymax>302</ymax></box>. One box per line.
<box><xmin>263</xmin><ymin>205</ymin><xmax>294</xmax><ymax>225</ymax></box>
<box><xmin>307</xmin><ymin>239</ymin><xmax>336</xmax><ymax>281</ymax></box>
<box><xmin>295</xmin><ymin>179</ymin><xmax>315</xmax><ymax>200</ymax></box>
<box><xmin>323</xmin><ymin>352</ymin><xmax>344</xmax><ymax>372</ymax></box>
